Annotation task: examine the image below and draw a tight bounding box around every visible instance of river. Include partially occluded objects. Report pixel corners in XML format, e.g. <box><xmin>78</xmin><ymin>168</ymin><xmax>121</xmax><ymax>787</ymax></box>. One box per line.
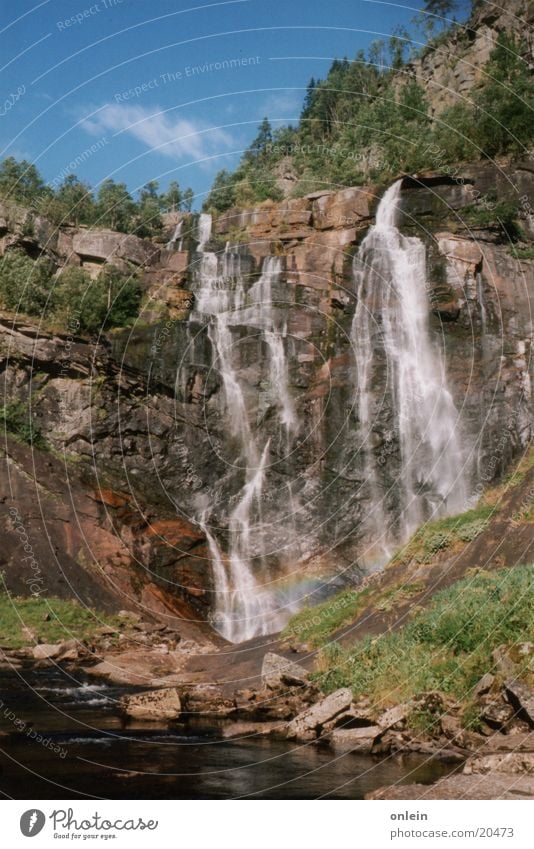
<box><xmin>0</xmin><ymin>666</ymin><xmax>457</xmax><ymax>799</ymax></box>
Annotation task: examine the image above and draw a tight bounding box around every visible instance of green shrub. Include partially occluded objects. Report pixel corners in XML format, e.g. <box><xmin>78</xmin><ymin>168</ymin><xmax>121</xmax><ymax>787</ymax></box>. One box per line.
<box><xmin>1</xmin><ymin>399</ymin><xmax>46</xmax><ymax>448</ymax></box>
<box><xmin>392</xmin><ymin>503</ymin><xmax>496</xmax><ymax>566</ymax></box>
<box><xmin>473</xmin><ymin>33</ymin><xmax>534</xmax><ymax>157</ymax></box>
<box><xmin>282</xmin><ymin>588</ymin><xmax>366</xmax><ymax>647</ymax></box>
<box><xmin>54</xmin><ymin>265</ymin><xmax>142</xmax><ymax>333</ymax></box>
<box><xmin>462</xmin><ymin>200</ymin><xmax>521</xmax><ymax>239</ymax></box>
<box><xmin>0</xmin><ymin>248</ymin><xmax>54</xmax><ymax>316</ymax></box>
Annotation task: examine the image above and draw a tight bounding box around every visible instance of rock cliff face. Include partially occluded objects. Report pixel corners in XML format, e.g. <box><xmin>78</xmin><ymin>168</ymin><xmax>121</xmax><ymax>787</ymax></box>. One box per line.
<box><xmin>1</xmin><ymin>161</ymin><xmax>533</xmax><ymax>630</ymax></box>
<box><xmin>401</xmin><ymin>0</ymin><xmax>534</xmax><ymax>116</ymax></box>
<box><xmin>0</xmin><ymin>316</ymin><xmax>216</xmax><ymax>619</ymax></box>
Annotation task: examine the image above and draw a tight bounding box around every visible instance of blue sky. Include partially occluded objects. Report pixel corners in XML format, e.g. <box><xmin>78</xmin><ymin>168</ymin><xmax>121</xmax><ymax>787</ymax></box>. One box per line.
<box><xmin>1</xmin><ymin>0</ymin><xmax>470</xmax><ymax>207</ymax></box>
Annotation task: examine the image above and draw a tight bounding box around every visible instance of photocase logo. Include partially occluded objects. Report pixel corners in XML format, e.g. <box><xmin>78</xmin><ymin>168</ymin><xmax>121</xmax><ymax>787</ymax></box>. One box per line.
<box><xmin>20</xmin><ymin>810</ymin><xmax>46</xmax><ymax>837</ymax></box>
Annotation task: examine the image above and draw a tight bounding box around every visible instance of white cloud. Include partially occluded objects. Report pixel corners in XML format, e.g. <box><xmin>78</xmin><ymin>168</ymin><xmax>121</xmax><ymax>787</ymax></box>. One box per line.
<box><xmin>81</xmin><ymin>104</ymin><xmax>235</xmax><ymax>164</ymax></box>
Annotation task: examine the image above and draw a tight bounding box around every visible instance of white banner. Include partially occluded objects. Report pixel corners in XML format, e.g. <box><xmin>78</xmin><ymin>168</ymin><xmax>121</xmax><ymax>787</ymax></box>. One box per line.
<box><xmin>2</xmin><ymin>800</ymin><xmax>532</xmax><ymax>848</ymax></box>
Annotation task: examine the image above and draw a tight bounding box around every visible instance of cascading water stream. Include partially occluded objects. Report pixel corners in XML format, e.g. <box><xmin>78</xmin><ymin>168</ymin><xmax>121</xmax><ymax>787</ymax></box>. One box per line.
<box><xmin>351</xmin><ymin>180</ymin><xmax>468</xmax><ymax>560</ymax></box>
<box><xmin>190</xmin><ymin>226</ymin><xmax>298</xmax><ymax>641</ymax></box>
<box><xmin>241</xmin><ymin>255</ymin><xmax>297</xmax><ymax>435</ymax></box>
<box><xmin>166</xmin><ymin>219</ymin><xmax>184</xmax><ymax>251</ymax></box>
<box><xmin>189</xmin><ymin>185</ymin><xmax>467</xmax><ymax>640</ymax></box>
<box><xmin>196</xmin><ymin>212</ymin><xmax>212</xmax><ymax>252</ymax></box>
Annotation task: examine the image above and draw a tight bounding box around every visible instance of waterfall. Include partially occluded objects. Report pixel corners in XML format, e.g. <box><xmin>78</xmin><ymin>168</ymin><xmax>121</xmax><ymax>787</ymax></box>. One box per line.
<box><xmin>196</xmin><ymin>213</ymin><xmax>212</xmax><ymax>252</ymax></box>
<box><xmin>190</xmin><ymin>232</ymin><xmax>298</xmax><ymax>641</ymax></box>
<box><xmin>239</xmin><ymin>255</ymin><xmax>297</xmax><ymax>435</ymax></box>
<box><xmin>351</xmin><ymin>180</ymin><xmax>468</xmax><ymax>559</ymax></box>
<box><xmin>166</xmin><ymin>219</ymin><xmax>183</xmax><ymax>251</ymax></box>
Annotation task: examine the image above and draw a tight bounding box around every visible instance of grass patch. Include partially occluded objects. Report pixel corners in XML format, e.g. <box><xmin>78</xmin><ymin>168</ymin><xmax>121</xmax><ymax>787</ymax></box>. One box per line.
<box><xmin>0</xmin><ymin>591</ymin><xmax>125</xmax><ymax>648</ymax></box>
<box><xmin>391</xmin><ymin>504</ymin><xmax>496</xmax><ymax>568</ymax></box>
<box><xmin>315</xmin><ymin>565</ymin><xmax>534</xmax><ymax>707</ymax></box>
<box><xmin>282</xmin><ymin>587</ymin><xmax>370</xmax><ymax>648</ymax></box>
<box><xmin>282</xmin><ymin>581</ymin><xmax>427</xmax><ymax>647</ymax></box>
<box><xmin>374</xmin><ymin>582</ymin><xmax>426</xmax><ymax>612</ymax></box>
<box><xmin>283</xmin><ymin>447</ymin><xmax>533</xmax><ymax>649</ymax></box>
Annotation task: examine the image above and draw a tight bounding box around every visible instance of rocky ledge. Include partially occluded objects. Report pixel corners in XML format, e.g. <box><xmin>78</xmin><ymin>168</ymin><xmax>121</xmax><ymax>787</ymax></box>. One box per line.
<box><xmin>85</xmin><ymin>647</ymin><xmax>534</xmax><ymax>800</ymax></box>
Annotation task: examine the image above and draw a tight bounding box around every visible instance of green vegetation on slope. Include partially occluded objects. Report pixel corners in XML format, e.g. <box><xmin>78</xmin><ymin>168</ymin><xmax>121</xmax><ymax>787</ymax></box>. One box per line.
<box><xmin>0</xmin><ymin>161</ymin><xmax>195</xmax><ymax>236</ymax></box>
<box><xmin>0</xmin><ymin>249</ymin><xmax>142</xmax><ymax>333</ymax></box>
<box><xmin>1</xmin><ymin>400</ymin><xmax>46</xmax><ymax>449</ymax></box>
<box><xmin>314</xmin><ymin>565</ymin><xmax>534</xmax><ymax>713</ymax></box>
<box><xmin>511</xmin><ymin>245</ymin><xmax>534</xmax><ymax>260</ymax></box>
<box><xmin>0</xmin><ymin>591</ymin><xmax>125</xmax><ymax>648</ymax></box>
<box><xmin>283</xmin><ymin>587</ymin><xmax>369</xmax><ymax>648</ymax></box>
<box><xmin>390</xmin><ymin>504</ymin><xmax>496</xmax><ymax>568</ymax></box>
<box><xmin>54</xmin><ymin>264</ymin><xmax>143</xmax><ymax>333</ymax></box>
<box><xmin>283</xmin><ymin>500</ymin><xmax>497</xmax><ymax>647</ymax></box>
<box><xmin>284</xmin><ymin>448</ymin><xmax>534</xmax><ymax>649</ymax></box>
<box><xmin>0</xmin><ymin>248</ymin><xmax>55</xmax><ymax>315</ymax></box>
<box><xmin>204</xmin><ymin>29</ymin><xmax>534</xmax><ymax>212</ymax></box>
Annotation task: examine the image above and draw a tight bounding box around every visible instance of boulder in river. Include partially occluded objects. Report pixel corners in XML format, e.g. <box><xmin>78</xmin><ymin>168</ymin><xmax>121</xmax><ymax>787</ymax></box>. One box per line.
<box><xmin>286</xmin><ymin>688</ymin><xmax>353</xmax><ymax>740</ymax></box>
<box><xmin>121</xmin><ymin>687</ymin><xmax>182</xmax><ymax>720</ymax></box>
<box><xmin>181</xmin><ymin>684</ymin><xmax>235</xmax><ymax>716</ymax></box>
<box><xmin>328</xmin><ymin>726</ymin><xmax>383</xmax><ymax>754</ymax></box>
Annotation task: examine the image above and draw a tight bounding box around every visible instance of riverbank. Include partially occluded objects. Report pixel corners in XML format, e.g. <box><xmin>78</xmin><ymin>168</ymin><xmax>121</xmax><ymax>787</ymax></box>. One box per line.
<box><xmin>1</xmin><ymin>452</ymin><xmax>533</xmax><ymax>799</ymax></box>
<box><xmin>2</xmin><ymin>619</ymin><xmax>533</xmax><ymax>800</ymax></box>
<box><xmin>0</xmin><ymin>660</ymin><xmax>460</xmax><ymax>800</ymax></box>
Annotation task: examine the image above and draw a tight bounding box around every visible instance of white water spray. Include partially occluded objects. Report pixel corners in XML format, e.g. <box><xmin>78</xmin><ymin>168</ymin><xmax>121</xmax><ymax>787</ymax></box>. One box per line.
<box><xmin>190</xmin><ymin>229</ymin><xmax>298</xmax><ymax>641</ymax></box>
<box><xmin>352</xmin><ymin>180</ymin><xmax>468</xmax><ymax>559</ymax></box>
<box><xmin>166</xmin><ymin>219</ymin><xmax>184</xmax><ymax>251</ymax></box>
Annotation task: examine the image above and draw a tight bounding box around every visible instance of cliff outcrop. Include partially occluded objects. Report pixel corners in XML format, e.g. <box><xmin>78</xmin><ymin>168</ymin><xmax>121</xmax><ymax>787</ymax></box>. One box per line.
<box><xmin>1</xmin><ymin>159</ymin><xmax>533</xmax><ymax>622</ymax></box>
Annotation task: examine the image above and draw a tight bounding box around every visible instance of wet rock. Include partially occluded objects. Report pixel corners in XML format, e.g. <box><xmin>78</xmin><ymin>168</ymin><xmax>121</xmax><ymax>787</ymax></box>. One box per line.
<box><xmin>181</xmin><ymin>685</ymin><xmax>235</xmax><ymax>716</ymax></box>
<box><xmin>328</xmin><ymin>725</ymin><xmax>382</xmax><ymax>754</ymax></box>
<box><xmin>0</xmin><ymin>649</ymin><xmax>23</xmax><ymax>670</ymax></box>
<box><xmin>286</xmin><ymin>688</ymin><xmax>353</xmax><ymax>740</ymax></box>
<box><xmin>261</xmin><ymin>653</ymin><xmax>309</xmax><ymax>689</ymax></box>
<box><xmin>121</xmin><ymin>687</ymin><xmax>182</xmax><ymax>720</ymax></box>
<box><xmin>221</xmin><ymin>721</ymin><xmax>283</xmax><ymax>739</ymax></box>
<box><xmin>463</xmin><ymin>753</ymin><xmax>534</xmax><ymax>776</ymax></box>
